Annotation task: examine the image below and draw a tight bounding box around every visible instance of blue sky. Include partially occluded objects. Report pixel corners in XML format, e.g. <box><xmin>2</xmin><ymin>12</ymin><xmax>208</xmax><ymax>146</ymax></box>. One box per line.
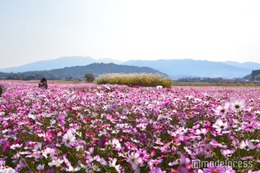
<box><xmin>0</xmin><ymin>0</ymin><xmax>260</xmax><ymax>68</ymax></box>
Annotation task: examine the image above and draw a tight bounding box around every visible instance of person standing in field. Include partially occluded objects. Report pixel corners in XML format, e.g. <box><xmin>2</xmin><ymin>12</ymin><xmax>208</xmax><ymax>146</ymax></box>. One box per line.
<box><xmin>0</xmin><ymin>84</ymin><xmax>3</xmax><ymax>96</ymax></box>
<box><xmin>38</xmin><ymin>78</ymin><xmax>48</xmax><ymax>89</ymax></box>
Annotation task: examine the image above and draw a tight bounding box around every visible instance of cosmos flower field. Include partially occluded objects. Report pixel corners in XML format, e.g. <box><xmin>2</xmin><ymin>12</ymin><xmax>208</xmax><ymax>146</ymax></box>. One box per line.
<box><xmin>0</xmin><ymin>81</ymin><xmax>259</xmax><ymax>173</ymax></box>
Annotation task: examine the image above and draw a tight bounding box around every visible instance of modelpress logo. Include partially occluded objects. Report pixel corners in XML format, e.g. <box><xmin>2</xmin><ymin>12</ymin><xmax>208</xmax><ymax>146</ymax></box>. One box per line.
<box><xmin>192</xmin><ymin>160</ymin><xmax>253</xmax><ymax>169</ymax></box>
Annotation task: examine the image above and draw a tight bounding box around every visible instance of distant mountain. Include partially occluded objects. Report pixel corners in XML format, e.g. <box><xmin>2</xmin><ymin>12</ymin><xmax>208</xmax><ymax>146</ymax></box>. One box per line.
<box><xmin>123</xmin><ymin>59</ymin><xmax>260</xmax><ymax>79</ymax></box>
<box><xmin>224</xmin><ymin>61</ymin><xmax>260</xmax><ymax>70</ymax></box>
<box><xmin>0</xmin><ymin>56</ymin><xmax>120</xmax><ymax>73</ymax></box>
<box><xmin>243</xmin><ymin>69</ymin><xmax>260</xmax><ymax>81</ymax></box>
<box><xmin>1</xmin><ymin>56</ymin><xmax>260</xmax><ymax>79</ymax></box>
<box><xmin>48</xmin><ymin>63</ymin><xmax>165</xmax><ymax>80</ymax></box>
<box><xmin>0</xmin><ymin>63</ymin><xmax>165</xmax><ymax>80</ymax></box>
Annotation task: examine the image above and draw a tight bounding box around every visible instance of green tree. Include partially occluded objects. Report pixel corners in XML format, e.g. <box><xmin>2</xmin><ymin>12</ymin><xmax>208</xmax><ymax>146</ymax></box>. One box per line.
<box><xmin>84</xmin><ymin>73</ymin><xmax>95</xmax><ymax>82</ymax></box>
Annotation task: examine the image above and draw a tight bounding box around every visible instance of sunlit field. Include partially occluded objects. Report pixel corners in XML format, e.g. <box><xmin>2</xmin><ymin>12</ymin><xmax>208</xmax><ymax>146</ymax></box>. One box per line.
<box><xmin>0</xmin><ymin>81</ymin><xmax>259</xmax><ymax>173</ymax></box>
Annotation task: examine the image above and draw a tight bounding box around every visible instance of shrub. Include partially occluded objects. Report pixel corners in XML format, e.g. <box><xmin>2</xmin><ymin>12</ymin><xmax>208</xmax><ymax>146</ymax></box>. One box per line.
<box><xmin>95</xmin><ymin>73</ymin><xmax>173</xmax><ymax>87</ymax></box>
<box><xmin>84</xmin><ymin>73</ymin><xmax>95</xmax><ymax>83</ymax></box>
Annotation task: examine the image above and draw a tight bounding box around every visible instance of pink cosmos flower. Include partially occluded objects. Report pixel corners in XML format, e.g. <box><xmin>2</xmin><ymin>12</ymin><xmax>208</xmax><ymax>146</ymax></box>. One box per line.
<box><xmin>94</xmin><ymin>155</ymin><xmax>107</xmax><ymax>166</ymax></box>
<box><xmin>0</xmin><ymin>158</ymin><xmax>5</xmax><ymax>167</ymax></box>
<box><xmin>45</xmin><ymin>130</ymin><xmax>54</xmax><ymax>143</ymax></box>
<box><xmin>56</xmin><ymin>114</ymin><xmax>66</xmax><ymax>125</ymax></box>
<box><xmin>203</xmin><ymin>166</ymin><xmax>226</xmax><ymax>173</ymax></box>
<box><xmin>150</xmin><ymin>168</ymin><xmax>166</xmax><ymax>173</ymax></box>
<box><xmin>195</xmin><ymin>128</ymin><xmax>208</xmax><ymax>135</ymax></box>
<box><xmin>247</xmin><ymin>171</ymin><xmax>260</xmax><ymax>173</ymax></box>
<box><xmin>97</xmin><ymin>138</ymin><xmax>107</xmax><ymax>148</ymax></box>
<box><xmin>220</xmin><ymin>149</ymin><xmax>235</xmax><ymax>157</ymax></box>
<box><xmin>2</xmin><ymin>141</ymin><xmax>11</xmax><ymax>152</ymax></box>
<box><xmin>148</xmin><ymin>158</ymin><xmax>163</xmax><ymax>170</ymax></box>
<box><xmin>136</xmin><ymin>149</ymin><xmax>150</xmax><ymax>162</ymax></box>
<box><xmin>25</xmin><ymin>151</ymin><xmax>41</xmax><ymax>160</ymax></box>
<box><xmin>63</xmin><ymin>155</ymin><xmax>81</xmax><ymax>172</ymax></box>
<box><xmin>14</xmin><ymin>138</ymin><xmax>21</xmax><ymax>144</ymax></box>
<box><xmin>224</xmin><ymin>166</ymin><xmax>236</xmax><ymax>173</ymax></box>
<box><xmin>180</xmin><ymin>154</ymin><xmax>190</xmax><ymax>165</ymax></box>
<box><xmin>159</xmin><ymin>142</ymin><xmax>172</xmax><ymax>153</ymax></box>
<box><xmin>210</xmin><ymin>139</ymin><xmax>227</xmax><ymax>149</ymax></box>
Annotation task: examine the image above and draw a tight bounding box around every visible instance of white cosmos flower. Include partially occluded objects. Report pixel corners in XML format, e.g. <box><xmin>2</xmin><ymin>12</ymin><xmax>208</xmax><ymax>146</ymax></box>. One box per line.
<box><xmin>65</xmin><ymin>165</ymin><xmax>81</xmax><ymax>172</ymax></box>
<box><xmin>109</xmin><ymin>158</ymin><xmax>122</xmax><ymax>173</ymax></box>
<box><xmin>230</xmin><ymin>99</ymin><xmax>246</xmax><ymax>111</ymax></box>
<box><xmin>28</xmin><ymin>113</ymin><xmax>36</xmax><ymax>120</ymax></box>
<box><xmin>67</xmin><ymin>128</ymin><xmax>77</xmax><ymax>135</ymax></box>
<box><xmin>126</xmin><ymin>152</ymin><xmax>141</xmax><ymax>166</ymax></box>
<box><xmin>239</xmin><ymin>140</ymin><xmax>254</xmax><ymax>150</ymax></box>
<box><xmin>111</xmin><ymin>138</ymin><xmax>121</xmax><ymax>150</ymax></box>
<box><xmin>10</xmin><ymin>144</ymin><xmax>23</xmax><ymax>150</ymax></box>
<box><xmin>213</xmin><ymin>119</ymin><xmax>229</xmax><ymax>134</ymax></box>
<box><xmin>156</xmin><ymin>85</ymin><xmax>163</xmax><ymax>89</ymax></box>
<box><xmin>62</xmin><ymin>132</ymin><xmax>76</xmax><ymax>148</ymax></box>
<box><xmin>37</xmin><ymin>164</ymin><xmax>45</xmax><ymax>170</ymax></box>
<box><xmin>48</xmin><ymin>157</ymin><xmax>64</xmax><ymax>167</ymax></box>
<box><xmin>94</xmin><ymin>155</ymin><xmax>107</xmax><ymax>166</ymax></box>
<box><xmin>0</xmin><ymin>166</ymin><xmax>16</xmax><ymax>173</ymax></box>
<box><xmin>42</xmin><ymin>147</ymin><xmax>56</xmax><ymax>158</ymax></box>
<box><xmin>214</xmin><ymin>102</ymin><xmax>230</xmax><ymax>116</ymax></box>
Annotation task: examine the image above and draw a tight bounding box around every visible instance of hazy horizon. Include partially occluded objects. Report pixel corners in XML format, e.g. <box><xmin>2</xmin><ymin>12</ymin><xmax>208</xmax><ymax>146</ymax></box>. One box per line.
<box><xmin>1</xmin><ymin>0</ymin><xmax>260</xmax><ymax>68</ymax></box>
<box><xmin>1</xmin><ymin>56</ymin><xmax>260</xmax><ymax>70</ymax></box>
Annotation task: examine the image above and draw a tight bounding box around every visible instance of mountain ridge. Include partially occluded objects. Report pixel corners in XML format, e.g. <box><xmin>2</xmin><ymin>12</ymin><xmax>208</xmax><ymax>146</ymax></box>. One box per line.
<box><xmin>1</xmin><ymin>56</ymin><xmax>260</xmax><ymax>79</ymax></box>
<box><xmin>0</xmin><ymin>63</ymin><xmax>165</xmax><ymax>80</ymax></box>
<box><xmin>123</xmin><ymin>59</ymin><xmax>260</xmax><ymax>79</ymax></box>
<box><xmin>0</xmin><ymin>56</ymin><xmax>97</xmax><ymax>72</ymax></box>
